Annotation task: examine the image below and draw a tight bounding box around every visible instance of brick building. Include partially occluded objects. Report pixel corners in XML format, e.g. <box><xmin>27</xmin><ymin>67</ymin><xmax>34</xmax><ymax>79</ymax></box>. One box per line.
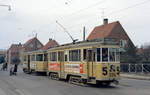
<box><xmin>87</xmin><ymin>19</ymin><xmax>135</xmax><ymax>62</ymax></box>
<box><xmin>23</xmin><ymin>37</ymin><xmax>43</xmax><ymax>52</ymax></box>
<box><xmin>8</xmin><ymin>43</ymin><xmax>23</xmax><ymax>64</ymax></box>
<box><xmin>42</xmin><ymin>38</ymin><xmax>59</xmax><ymax>50</ymax></box>
<box><xmin>87</xmin><ymin>19</ymin><xmax>135</xmax><ymax>49</ymax></box>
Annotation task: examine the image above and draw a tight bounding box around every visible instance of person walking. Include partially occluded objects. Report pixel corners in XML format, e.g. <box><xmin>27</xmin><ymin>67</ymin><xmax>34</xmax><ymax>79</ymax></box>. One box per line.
<box><xmin>10</xmin><ymin>64</ymin><xmax>14</xmax><ymax>76</ymax></box>
<box><xmin>13</xmin><ymin>63</ymin><xmax>18</xmax><ymax>75</ymax></box>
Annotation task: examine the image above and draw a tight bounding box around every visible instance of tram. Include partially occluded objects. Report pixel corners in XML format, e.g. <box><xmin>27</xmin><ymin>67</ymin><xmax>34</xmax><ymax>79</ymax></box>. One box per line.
<box><xmin>47</xmin><ymin>38</ymin><xmax>120</xmax><ymax>85</ymax></box>
<box><xmin>23</xmin><ymin>38</ymin><xmax>120</xmax><ymax>85</ymax></box>
<box><xmin>23</xmin><ymin>50</ymin><xmax>48</xmax><ymax>73</ymax></box>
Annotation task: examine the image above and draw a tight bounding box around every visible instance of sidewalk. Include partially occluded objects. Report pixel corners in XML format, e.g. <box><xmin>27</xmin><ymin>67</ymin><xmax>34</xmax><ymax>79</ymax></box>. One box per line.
<box><xmin>121</xmin><ymin>73</ymin><xmax>150</xmax><ymax>80</ymax></box>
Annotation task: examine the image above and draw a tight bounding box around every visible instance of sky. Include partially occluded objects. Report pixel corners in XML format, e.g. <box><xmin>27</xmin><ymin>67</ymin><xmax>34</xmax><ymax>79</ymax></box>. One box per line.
<box><xmin>0</xmin><ymin>0</ymin><xmax>150</xmax><ymax>49</ymax></box>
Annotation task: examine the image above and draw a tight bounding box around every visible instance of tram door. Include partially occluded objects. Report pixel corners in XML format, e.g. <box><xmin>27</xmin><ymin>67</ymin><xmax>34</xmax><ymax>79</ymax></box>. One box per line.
<box><xmin>87</xmin><ymin>48</ymin><xmax>96</xmax><ymax>78</ymax></box>
<box><xmin>58</xmin><ymin>51</ymin><xmax>65</xmax><ymax>78</ymax></box>
<box><xmin>27</xmin><ymin>55</ymin><xmax>31</xmax><ymax>71</ymax></box>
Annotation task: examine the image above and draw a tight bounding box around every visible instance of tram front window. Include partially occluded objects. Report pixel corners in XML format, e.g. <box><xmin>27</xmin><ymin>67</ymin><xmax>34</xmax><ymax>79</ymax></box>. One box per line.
<box><xmin>102</xmin><ymin>48</ymin><xmax>108</xmax><ymax>62</ymax></box>
<box><xmin>109</xmin><ymin>48</ymin><xmax>116</xmax><ymax>62</ymax></box>
<box><xmin>36</xmin><ymin>54</ymin><xmax>43</xmax><ymax>61</ymax></box>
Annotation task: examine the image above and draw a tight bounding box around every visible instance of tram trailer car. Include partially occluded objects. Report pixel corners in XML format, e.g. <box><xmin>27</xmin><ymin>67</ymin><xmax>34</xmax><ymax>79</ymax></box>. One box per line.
<box><xmin>47</xmin><ymin>39</ymin><xmax>120</xmax><ymax>86</ymax></box>
<box><xmin>23</xmin><ymin>50</ymin><xmax>48</xmax><ymax>73</ymax></box>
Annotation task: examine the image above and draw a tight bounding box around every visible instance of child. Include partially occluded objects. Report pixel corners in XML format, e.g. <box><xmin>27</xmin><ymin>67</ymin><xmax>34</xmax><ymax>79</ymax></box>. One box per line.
<box><xmin>10</xmin><ymin>64</ymin><xmax>14</xmax><ymax>76</ymax></box>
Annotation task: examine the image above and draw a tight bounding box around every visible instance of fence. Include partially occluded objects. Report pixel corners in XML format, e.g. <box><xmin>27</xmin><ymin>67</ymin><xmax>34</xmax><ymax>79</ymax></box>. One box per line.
<box><xmin>120</xmin><ymin>63</ymin><xmax>150</xmax><ymax>74</ymax></box>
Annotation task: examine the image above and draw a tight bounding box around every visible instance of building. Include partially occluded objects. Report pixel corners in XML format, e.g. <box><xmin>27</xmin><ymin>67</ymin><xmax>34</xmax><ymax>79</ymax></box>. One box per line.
<box><xmin>0</xmin><ymin>50</ymin><xmax>6</xmax><ymax>57</ymax></box>
<box><xmin>42</xmin><ymin>38</ymin><xmax>59</xmax><ymax>50</ymax></box>
<box><xmin>23</xmin><ymin>37</ymin><xmax>43</xmax><ymax>52</ymax></box>
<box><xmin>87</xmin><ymin>19</ymin><xmax>135</xmax><ymax>49</ymax></box>
<box><xmin>87</xmin><ymin>19</ymin><xmax>135</xmax><ymax>62</ymax></box>
<box><xmin>8</xmin><ymin>43</ymin><xmax>23</xmax><ymax>64</ymax></box>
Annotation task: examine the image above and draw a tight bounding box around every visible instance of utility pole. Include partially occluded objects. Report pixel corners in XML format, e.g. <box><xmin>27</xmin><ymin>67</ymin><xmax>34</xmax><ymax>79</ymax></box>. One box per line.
<box><xmin>83</xmin><ymin>26</ymin><xmax>85</xmax><ymax>41</ymax></box>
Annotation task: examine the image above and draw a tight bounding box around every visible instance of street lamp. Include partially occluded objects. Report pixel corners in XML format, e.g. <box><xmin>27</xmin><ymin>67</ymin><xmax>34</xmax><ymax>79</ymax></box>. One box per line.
<box><xmin>0</xmin><ymin>4</ymin><xmax>11</xmax><ymax>11</ymax></box>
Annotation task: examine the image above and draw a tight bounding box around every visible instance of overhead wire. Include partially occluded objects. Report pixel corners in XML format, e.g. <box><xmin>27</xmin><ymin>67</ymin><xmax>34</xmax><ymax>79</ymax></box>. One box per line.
<box><xmin>65</xmin><ymin>0</ymin><xmax>150</xmax><ymax>30</ymax></box>
<box><xmin>107</xmin><ymin>0</ymin><xmax>150</xmax><ymax>16</ymax></box>
<box><xmin>60</xmin><ymin>0</ymin><xmax>107</xmax><ymax>20</ymax></box>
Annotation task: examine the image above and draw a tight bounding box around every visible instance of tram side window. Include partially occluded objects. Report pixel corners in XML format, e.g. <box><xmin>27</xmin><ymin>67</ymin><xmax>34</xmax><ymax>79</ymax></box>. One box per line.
<box><xmin>65</xmin><ymin>54</ymin><xmax>67</xmax><ymax>61</ymax></box>
<box><xmin>69</xmin><ymin>49</ymin><xmax>81</xmax><ymax>61</ymax></box>
<box><xmin>97</xmin><ymin>48</ymin><xmax>101</xmax><ymax>62</ymax></box>
<box><xmin>36</xmin><ymin>54</ymin><xmax>43</xmax><ymax>61</ymax></box>
<box><xmin>102</xmin><ymin>48</ymin><xmax>108</xmax><ymax>62</ymax></box>
<box><xmin>50</xmin><ymin>52</ymin><xmax>57</xmax><ymax>61</ymax></box>
<box><xmin>44</xmin><ymin>54</ymin><xmax>47</xmax><ymax>61</ymax></box>
<box><xmin>31</xmin><ymin>55</ymin><xmax>35</xmax><ymax>61</ymax></box>
<box><xmin>58</xmin><ymin>52</ymin><xmax>64</xmax><ymax>61</ymax></box>
<box><xmin>109</xmin><ymin>48</ymin><xmax>116</xmax><ymax>62</ymax></box>
<box><xmin>88</xmin><ymin>50</ymin><xmax>92</xmax><ymax>62</ymax></box>
<box><xmin>116</xmin><ymin>48</ymin><xmax>120</xmax><ymax>62</ymax></box>
<box><xmin>83</xmin><ymin>49</ymin><xmax>87</xmax><ymax>61</ymax></box>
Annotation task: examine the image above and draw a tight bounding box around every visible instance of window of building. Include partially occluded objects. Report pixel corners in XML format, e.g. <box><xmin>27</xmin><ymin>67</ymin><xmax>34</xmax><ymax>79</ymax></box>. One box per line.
<box><xmin>69</xmin><ymin>49</ymin><xmax>81</xmax><ymax>61</ymax></box>
<box><xmin>50</xmin><ymin>52</ymin><xmax>57</xmax><ymax>61</ymax></box>
<box><xmin>30</xmin><ymin>43</ymin><xmax>33</xmax><ymax>48</ymax></box>
<box><xmin>102</xmin><ymin>48</ymin><xmax>108</xmax><ymax>62</ymax></box>
<box><xmin>109</xmin><ymin>48</ymin><xmax>116</xmax><ymax>62</ymax></box>
<box><xmin>31</xmin><ymin>54</ymin><xmax>35</xmax><ymax>61</ymax></box>
<box><xmin>37</xmin><ymin>44</ymin><xmax>41</xmax><ymax>48</ymax></box>
<box><xmin>97</xmin><ymin>48</ymin><xmax>101</xmax><ymax>62</ymax></box>
<box><xmin>120</xmin><ymin>40</ymin><xmax>127</xmax><ymax>48</ymax></box>
<box><xmin>36</xmin><ymin>54</ymin><xmax>43</xmax><ymax>61</ymax></box>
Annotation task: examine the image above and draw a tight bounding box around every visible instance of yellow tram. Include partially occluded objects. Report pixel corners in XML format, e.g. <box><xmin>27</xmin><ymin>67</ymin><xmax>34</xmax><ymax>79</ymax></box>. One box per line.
<box><xmin>23</xmin><ymin>50</ymin><xmax>48</xmax><ymax>73</ymax></box>
<box><xmin>23</xmin><ymin>38</ymin><xmax>120</xmax><ymax>85</ymax></box>
<box><xmin>47</xmin><ymin>38</ymin><xmax>120</xmax><ymax>85</ymax></box>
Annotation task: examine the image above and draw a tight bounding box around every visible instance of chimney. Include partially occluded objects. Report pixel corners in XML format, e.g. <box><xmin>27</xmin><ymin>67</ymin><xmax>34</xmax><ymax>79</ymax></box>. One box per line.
<box><xmin>49</xmin><ymin>38</ymin><xmax>52</xmax><ymax>41</ymax></box>
<box><xmin>103</xmin><ymin>18</ymin><xmax>108</xmax><ymax>25</ymax></box>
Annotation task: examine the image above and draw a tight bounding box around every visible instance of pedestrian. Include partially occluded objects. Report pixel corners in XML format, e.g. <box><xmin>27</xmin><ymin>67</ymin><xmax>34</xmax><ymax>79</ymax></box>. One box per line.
<box><xmin>10</xmin><ymin>64</ymin><xmax>14</xmax><ymax>76</ymax></box>
<box><xmin>13</xmin><ymin>63</ymin><xmax>18</xmax><ymax>75</ymax></box>
<box><xmin>5</xmin><ymin>62</ymin><xmax>8</xmax><ymax>71</ymax></box>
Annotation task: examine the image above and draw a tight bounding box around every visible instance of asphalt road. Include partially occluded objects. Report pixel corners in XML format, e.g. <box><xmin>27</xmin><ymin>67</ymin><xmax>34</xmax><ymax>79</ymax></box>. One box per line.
<box><xmin>0</xmin><ymin>65</ymin><xmax>150</xmax><ymax>95</ymax></box>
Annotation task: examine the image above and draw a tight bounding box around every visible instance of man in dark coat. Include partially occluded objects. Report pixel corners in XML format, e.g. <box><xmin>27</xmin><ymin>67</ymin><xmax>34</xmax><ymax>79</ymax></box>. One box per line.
<box><xmin>13</xmin><ymin>63</ymin><xmax>18</xmax><ymax>75</ymax></box>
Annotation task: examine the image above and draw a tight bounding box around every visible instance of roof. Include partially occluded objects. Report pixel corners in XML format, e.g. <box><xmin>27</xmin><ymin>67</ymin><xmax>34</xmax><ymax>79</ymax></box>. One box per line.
<box><xmin>87</xmin><ymin>21</ymin><xmax>118</xmax><ymax>40</ymax></box>
<box><xmin>0</xmin><ymin>50</ymin><xmax>6</xmax><ymax>55</ymax></box>
<box><xmin>9</xmin><ymin>44</ymin><xmax>22</xmax><ymax>53</ymax></box>
<box><xmin>42</xmin><ymin>39</ymin><xmax>59</xmax><ymax>50</ymax></box>
<box><xmin>47</xmin><ymin>38</ymin><xmax>119</xmax><ymax>51</ymax></box>
<box><xmin>24</xmin><ymin>37</ymin><xmax>43</xmax><ymax>47</ymax></box>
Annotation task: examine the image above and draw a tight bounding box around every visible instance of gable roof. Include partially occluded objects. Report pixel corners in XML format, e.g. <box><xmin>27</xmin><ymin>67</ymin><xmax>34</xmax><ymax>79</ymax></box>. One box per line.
<box><xmin>87</xmin><ymin>21</ymin><xmax>118</xmax><ymax>40</ymax></box>
<box><xmin>24</xmin><ymin>37</ymin><xmax>43</xmax><ymax>47</ymax></box>
<box><xmin>9</xmin><ymin>44</ymin><xmax>22</xmax><ymax>53</ymax></box>
<box><xmin>42</xmin><ymin>39</ymin><xmax>59</xmax><ymax>50</ymax></box>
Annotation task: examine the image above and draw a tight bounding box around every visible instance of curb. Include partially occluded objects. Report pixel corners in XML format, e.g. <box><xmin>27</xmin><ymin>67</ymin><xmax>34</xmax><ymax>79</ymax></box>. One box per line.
<box><xmin>120</xmin><ymin>74</ymin><xmax>150</xmax><ymax>80</ymax></box>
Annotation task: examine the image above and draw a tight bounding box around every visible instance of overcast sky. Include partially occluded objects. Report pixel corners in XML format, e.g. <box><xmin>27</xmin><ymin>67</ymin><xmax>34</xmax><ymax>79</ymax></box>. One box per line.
<box><xmin>0</xmin><ymin>0</ymin><xmax>150</xmax><ymax>49</ymax></box>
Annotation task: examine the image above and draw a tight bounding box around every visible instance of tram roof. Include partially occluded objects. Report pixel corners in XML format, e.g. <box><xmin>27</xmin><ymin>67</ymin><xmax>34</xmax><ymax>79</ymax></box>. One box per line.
<box><xmin>47</xmin><ymin>38</ymin><xmax>119</xmax><ymax>50</ymax></box>
<box><xmin>24</xmin><ymin>38</ymin><xmax>119</xmax><ymax>54</ymax></box>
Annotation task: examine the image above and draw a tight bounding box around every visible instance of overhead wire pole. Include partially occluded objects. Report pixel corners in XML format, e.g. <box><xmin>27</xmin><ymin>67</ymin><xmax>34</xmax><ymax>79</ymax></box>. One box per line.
<box><xmin>56</xmin><ymin>20</ymin><xmax>78</xmax><ymax>43</ymax></box>
<box><xmin>0</xmin><ymin>4</ymin><xmax>11</xmax><ymax>11</ymax></box>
